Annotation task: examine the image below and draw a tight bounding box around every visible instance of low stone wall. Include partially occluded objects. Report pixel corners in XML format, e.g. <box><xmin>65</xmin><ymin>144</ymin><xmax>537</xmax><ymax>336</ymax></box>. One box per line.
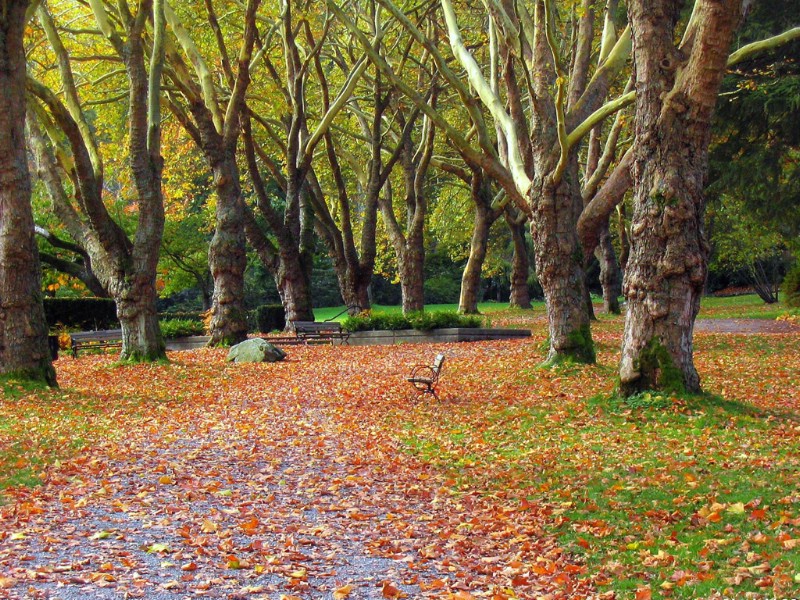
<box><xmin>344</xmin><ymin>327</ymin><xmax>531</xmax><ymax>346</ymax></box>
<box><xmin>165</xmin><ymin>335</ymin><xmax>210</xmax><ymax>351</ymax></box>
<box><xmin>164</xmin><ymin>329</ymin><xmax>532</xmax><ymax>350</ymax></box>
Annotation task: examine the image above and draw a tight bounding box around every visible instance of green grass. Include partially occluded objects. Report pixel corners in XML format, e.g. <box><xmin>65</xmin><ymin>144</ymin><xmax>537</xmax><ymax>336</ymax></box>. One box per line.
<box><xmin>698</xmin><ymin>293</ymin><xmax>787</xmax><ymax>319</ymax></box>
<box><xmin>312</xmin><ymin>301</ymin><xmax>544</xmax><ymax>322</ymax></box>
<box><xmin>314</xmin><ymin>293</ymin><xmax>786</xmax><ymax>322</ymax></box>
<box><xmin>400</xmin><ymin>392</ymin><xmax>799</xmax><ymax>597</ymax></box>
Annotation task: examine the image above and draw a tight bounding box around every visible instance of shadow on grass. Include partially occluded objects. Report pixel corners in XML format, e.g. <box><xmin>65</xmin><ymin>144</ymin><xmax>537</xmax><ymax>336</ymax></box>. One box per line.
<box><xmin>588</xmin><ymin>389</ymin><xmax>799</xmax><ymax>422</ymax></box>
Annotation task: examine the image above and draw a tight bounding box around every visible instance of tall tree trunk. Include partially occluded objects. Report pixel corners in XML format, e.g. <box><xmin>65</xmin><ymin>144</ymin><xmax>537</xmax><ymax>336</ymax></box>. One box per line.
<box><xmin>399</xmin><ymin>235</ymin><xmax>425</xmax><ymax>313</ymax></box>
<box><xmin>595</xmin><ymin>222</ymin><xmax>622</xmax><ymax>313</ymax></box>
<box><xmin>507</xmin><ymin>213</ymin><xmax>532</xmax><ymax>309</ymax></box>
<box><xmin>459</xmin><ymin>207</ymin><xmax>490</xmax><ymax>314</ymax></box>
<box><xmin>459</xmin><ymin>173</ymin><xmax>499</xmax><ymax>314</ymax></box>
<box><xmin>276</xmin><ymin>247</ymin><xmax>314</xmax><ymax>323</ymax></box>
<box><xmin>530</xmin><ymin>171</ymin><xmax>594</xmax><ymax>365</ymax></box>
<box><xmin>621</xmin><ymin>0</ymin><xmax>740</xmax><ymax>395</ymax></box>
<box><xmin>0</xmin><ymin>0</ymin><xmax>57</xmax><ymax>386</ymax></box>
<box><xmin>208</xmin><ymin>157</ymin><xmax>248</xmax><ymax>345</ymax></box>
<box><xmin>116</xmin><ymin>278</ymin><xmax>163</xmax><ymax>361</ymax></box>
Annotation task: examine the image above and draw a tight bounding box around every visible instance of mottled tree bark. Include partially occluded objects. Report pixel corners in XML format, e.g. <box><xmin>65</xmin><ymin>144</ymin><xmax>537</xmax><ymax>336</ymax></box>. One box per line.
<box><xmin>459</xmin><ymin>171</ymin><xmax>501</xmax><ymax>314</ymax></box>
<box><xmin>0</xmin><ymin>0</ymin><xmax>57</xmax><ymax>386</ymax></box>
<box><xmin>621</xmin><ymin>0</ymin><xmax>741</xmax><ymax>395</ymax></box>
<box><xmin>28</xmin><ymin>0</ymin><xmax>167</xmax><ymax>361</ymax></box>
<box><xmin>207</xmin><ymin>157</ymin><xmax>248</xmax><ymax>345</ymax></box>
<box><xmin>380</xmin><ymin>109</ymin><xmax>435</xmax><ymax>315</ymax></box>
<box><xmin>164</xmin><ymin>0</ymin><xmax>259</xmax><ymax>345</ymax></box>
<box><xmin>530</xmin><ymin>166</ymin><xmax>594</xmax><ymax>364</ymax></box>
<box><xmin>595</xmin><ymin>222</ymin><xmax>622</xmax><ymax>313</ymax></box>
<box><xmin>507</xmin><ymin>213</ymin><xmax>532</xmax><ymax>309</ymax></box>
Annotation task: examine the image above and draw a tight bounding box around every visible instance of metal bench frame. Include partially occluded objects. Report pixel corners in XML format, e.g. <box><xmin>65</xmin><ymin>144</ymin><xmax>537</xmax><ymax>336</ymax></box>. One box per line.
<box><xmin>407</xmin><ymin>353</ymin><xmax>445</xmax><ymax>399</ymax></box>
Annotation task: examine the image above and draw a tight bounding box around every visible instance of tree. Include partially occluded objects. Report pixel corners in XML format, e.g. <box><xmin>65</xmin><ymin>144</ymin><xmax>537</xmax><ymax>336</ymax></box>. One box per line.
<box><xmin>619</xmin><ymin>0</ymin><xmax>742</xmax><ymax>395</ymax></box>
<box><xmin>163</xmin><ymin>0</ymin><xmax>259</xmax><ymax>345</ymax></box>
<box><xmin>27</xmin><ymin>0</ymin><xmax>168</xmax><ymax>361</ymax></box>
<box><xmin>344</xmin><ymin>0</ymin><xmax>633</xmax><ymax>363</ymax></box>
<box><xmin>0</xmin><ymin>0</ymin><xmax>57</xmax><ymax>386</ymax></box>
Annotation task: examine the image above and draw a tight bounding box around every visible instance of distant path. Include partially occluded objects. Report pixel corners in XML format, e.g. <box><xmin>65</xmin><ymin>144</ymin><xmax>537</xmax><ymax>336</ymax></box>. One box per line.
<box><xmin>695</xmin><ymin>318</ymin><xmax>799</xmax><ymax>334</ymax></box>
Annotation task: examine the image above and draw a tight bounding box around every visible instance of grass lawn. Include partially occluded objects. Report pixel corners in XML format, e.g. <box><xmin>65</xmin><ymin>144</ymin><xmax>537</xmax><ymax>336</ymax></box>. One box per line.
<box><xmin>312</xmin><ymin>301</ymin><xmax>545</xmax><ymax>322</ymax></box>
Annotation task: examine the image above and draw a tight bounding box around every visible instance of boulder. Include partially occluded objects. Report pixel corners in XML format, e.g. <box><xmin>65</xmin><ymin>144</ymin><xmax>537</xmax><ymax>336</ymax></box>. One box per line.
<box><xmin>226</xmin><ymin>338</ymin><xmax>286</xmax><ymax>363</ymax></box>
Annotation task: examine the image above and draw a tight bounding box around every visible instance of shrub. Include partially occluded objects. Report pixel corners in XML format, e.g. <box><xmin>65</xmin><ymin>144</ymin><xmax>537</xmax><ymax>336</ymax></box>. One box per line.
<box><xmin>44</xmin><ymin>298</ymin><xmax>118</xmax><ymax>330</ymax></box>
<box><xmin>342</xmin><ymin>311</ymin><xmax>483</xmax><ymax>332</ymax></box>
<box><xmin>781</xmin><ymin>264</ymin><xmax>800</xmax><ymax>307</ymax></box>
<box><xmin>407</xmin><ymin>311</ymin><xmax>483</xmax><ymax>331</ymax></box>
<box><xmin>250</xmin><ymin>304</ymin><xmax>287</xmax><ymax>333</ymax></box>
<box><xmin>159</xmin><ymin>319</ymin><xmax>206</xmax><ymax>339</ymax></box>
<box><xmin>158</xmin><ymin>311</ymin><xmax>204</xmax><ymax>322</ymax></box>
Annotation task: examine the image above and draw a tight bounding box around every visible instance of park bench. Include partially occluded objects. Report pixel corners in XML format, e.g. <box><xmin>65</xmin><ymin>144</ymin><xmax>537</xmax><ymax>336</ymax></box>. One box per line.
<box><xmin>70</xmin><ymin>329</ymin><xmax>123</xmax><ymax>357</ymax></box>
<box><xmin>291</xmin><ymin>321</ymin><xmax>350</xmax><ymax>345</ymax></box>
<box><xmin>407</xmin><ymin>353</ymin><xmax>446</xmax><ymax>399</ymax></box>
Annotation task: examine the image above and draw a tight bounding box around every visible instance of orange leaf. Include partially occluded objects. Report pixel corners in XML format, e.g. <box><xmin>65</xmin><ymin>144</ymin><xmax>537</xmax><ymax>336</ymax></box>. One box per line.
<box><xmin>382</xmin><ymin>581</ymin><xmax>406</xmax><ymax>598</ymax></box>
<box><xmin>635</xmin><ymin>588</ymin><xmax>652</xmax><ymax>600</ymax></box>
<box><xmin>333</xmin><ymin>584</ymin><xmax>354</xmax><ymax>599</ymax></box>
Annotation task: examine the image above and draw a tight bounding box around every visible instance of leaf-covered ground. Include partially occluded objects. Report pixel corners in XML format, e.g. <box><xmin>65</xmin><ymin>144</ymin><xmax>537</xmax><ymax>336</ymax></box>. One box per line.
<box><xmin>1</xmin><ymin>309</ymin><xmax>798</xmax><ymax>599</ymax></box>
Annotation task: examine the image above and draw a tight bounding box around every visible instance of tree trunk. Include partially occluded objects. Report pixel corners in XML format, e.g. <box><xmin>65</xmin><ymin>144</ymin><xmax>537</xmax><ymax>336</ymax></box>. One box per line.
<box><xmin>334</xmin><ymin>264</ymin><xmax>371</xmax><ymax>314</ymax></box>
<box><xmin>621</xmin><ymin>0</ymin><xmax>740</xmax><ymax>396</ymax></box>
<box><xmin>116</xmin><ymin>278</ymin><xmax>164</xmax><ymax>361</ymax></box>
<box><xmin>530</xmin><ymin>173</ymin><xmax>594</xmax><ymax>365</ymax></box>
<box><xmin>277</xmin><ymin>259</ymin><xmax>314</xmax><ymax>323</ymax></box>
<box><xmin>507</xmin><ymin>214</ymin><xmax>532</xmax><ymax>309</ymax></box>
<box><xmin>0</xmin><ymin>0</ymin><xmax>57</xmax><ymax>386</ymax></box>
<box><xmin>208</xmin><ymin>157</ymin><xmax>248</xmax><ymax>345</ymax></box>
<box><xmin>595</xmin><ymin>222</ymin><xmax>621</xmax><ymax>314</ymax></box>
<box><xmin>584</xmin><ymin>282</ymin><xmax>597</xmax><ymax>321</ymax></box>
<box><xmin>399</xmin><ymin>238</ymin><xmax>425</xmax><ymax>313</ymax></box>
<box><xmin>459</xmin><ymin>199</ymin><xmax>492</xmax><ymax>315</ymax></box>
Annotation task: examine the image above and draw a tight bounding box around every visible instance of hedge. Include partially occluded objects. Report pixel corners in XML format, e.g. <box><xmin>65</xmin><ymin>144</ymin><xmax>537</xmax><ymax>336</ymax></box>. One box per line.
<box><xmin>44</xmin><ymin>298</ymin><xmax>118</xmax><ymax>330</ymax></box>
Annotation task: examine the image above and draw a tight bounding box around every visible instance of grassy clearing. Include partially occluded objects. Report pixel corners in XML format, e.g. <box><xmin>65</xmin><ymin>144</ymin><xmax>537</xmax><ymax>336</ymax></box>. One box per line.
<box><xmin>698</xmin><ymin>293</ymin><xmax>787</xmax><ymax>319</ymax></box>
<box><xmin>394</xmin><ymin>312</ymin><xmax>799</xmax><ymax>598</ymax></box>
<box><xmin>316</xmin><ymin>293</ymin><xmax>784</xmax><ymax>322</ymax></box>
<box><xmin>312</xmin><ymin>301</ymin><xmax>545</xmax><ymax>322</ymax></box>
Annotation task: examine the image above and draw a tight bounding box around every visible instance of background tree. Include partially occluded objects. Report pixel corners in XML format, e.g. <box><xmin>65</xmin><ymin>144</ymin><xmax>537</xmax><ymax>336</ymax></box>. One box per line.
<box><xmin>163</xmin><ymin>0</ymin><xmax>259</xmax><ymax>345</ymax></box>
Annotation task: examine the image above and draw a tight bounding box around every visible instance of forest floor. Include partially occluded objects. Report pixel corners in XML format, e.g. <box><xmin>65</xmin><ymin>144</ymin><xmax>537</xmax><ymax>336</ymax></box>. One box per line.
<box><xmin>1</xmin><ymin>303</ymin><xmax>798</xmax><ymax>599</ymax></box>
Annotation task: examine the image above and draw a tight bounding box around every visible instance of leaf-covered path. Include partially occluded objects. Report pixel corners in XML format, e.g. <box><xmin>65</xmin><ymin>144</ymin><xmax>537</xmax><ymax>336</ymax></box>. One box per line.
<box><xmin>1</xmin><ymin>317</ymin><xmax>799</xmax><ymax>599</ymax></box>
<box><xmin>1</xmin><ymin>342</ymin><xmax>591</xmax><ymax>599</ymax></box>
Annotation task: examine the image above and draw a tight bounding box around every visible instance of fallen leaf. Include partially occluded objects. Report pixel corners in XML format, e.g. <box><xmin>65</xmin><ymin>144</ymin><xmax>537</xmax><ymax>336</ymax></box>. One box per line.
<box><xmin>333</xmin><ymin>584</ymin><xmax>354</xmax><ymax>599</ymax></box>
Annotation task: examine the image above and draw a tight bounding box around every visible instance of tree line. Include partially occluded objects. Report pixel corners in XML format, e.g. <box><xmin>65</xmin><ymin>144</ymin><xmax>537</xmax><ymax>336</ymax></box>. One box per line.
<box><xmin>1</xmin><ymin>0</ymin><xmax>797</xmax><ymax>395</ymax></box>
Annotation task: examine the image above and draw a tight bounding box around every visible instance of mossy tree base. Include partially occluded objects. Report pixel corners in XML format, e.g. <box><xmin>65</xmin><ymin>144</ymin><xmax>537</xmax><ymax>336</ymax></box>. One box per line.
<box><xmin>619</xmin><ymin>338</ymin><xmax>690</xmax><ymax>397</ymax></box>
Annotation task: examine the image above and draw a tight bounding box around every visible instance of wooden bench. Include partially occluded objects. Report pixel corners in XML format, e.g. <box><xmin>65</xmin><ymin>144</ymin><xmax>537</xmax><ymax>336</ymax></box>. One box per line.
<box><xmin>291</xmin><ymin>321</ymin><xmax>350</xmax><ymax>345</ymax></box>
<box><xmin>407</xmin><ymin>353</ymin><xmax>446</xmax><ymax>399</ymax></box>
<box><xmin>70</xmin><ymin>329</ymin><xmax>123</xmax><ymax>357</ymax></box>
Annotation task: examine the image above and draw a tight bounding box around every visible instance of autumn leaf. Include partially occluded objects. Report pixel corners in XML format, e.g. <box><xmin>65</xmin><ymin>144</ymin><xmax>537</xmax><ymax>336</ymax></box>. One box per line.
<box><xmin>333</xmin><ymin>584</ymin><xmax>354</xmax><ymax>599</ymax></box>
<box><xmin>0</xmin><ymin>577</ymin><xmax>16</xmax><ymax>589</ymax></box>
<box><xmin>382</xmin><ymin>581</ymin><xmax>407</xmax><ymax>598</ymax></box>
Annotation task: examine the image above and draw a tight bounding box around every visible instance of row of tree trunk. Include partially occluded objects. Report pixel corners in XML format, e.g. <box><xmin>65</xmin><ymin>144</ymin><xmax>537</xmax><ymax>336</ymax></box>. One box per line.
<box><xmin>2</xmin><ymin>0</ymin><xmax>746</xmax><ymax>402</ymax></box>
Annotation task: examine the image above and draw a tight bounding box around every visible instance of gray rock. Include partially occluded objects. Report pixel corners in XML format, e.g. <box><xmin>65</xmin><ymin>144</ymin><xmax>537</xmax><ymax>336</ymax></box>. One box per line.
<box><xmin>226</xmin><ymin>338</ymin><xmax>286</xmax><ymax>363</ymax></box>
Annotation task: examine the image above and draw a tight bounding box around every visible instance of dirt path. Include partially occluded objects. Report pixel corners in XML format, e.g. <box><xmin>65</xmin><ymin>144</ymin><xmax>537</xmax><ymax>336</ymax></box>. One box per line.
<box><xmin>695</xmin><ymin>318</ymin><xmax>799</xmax><ymax>334</ymax></box>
